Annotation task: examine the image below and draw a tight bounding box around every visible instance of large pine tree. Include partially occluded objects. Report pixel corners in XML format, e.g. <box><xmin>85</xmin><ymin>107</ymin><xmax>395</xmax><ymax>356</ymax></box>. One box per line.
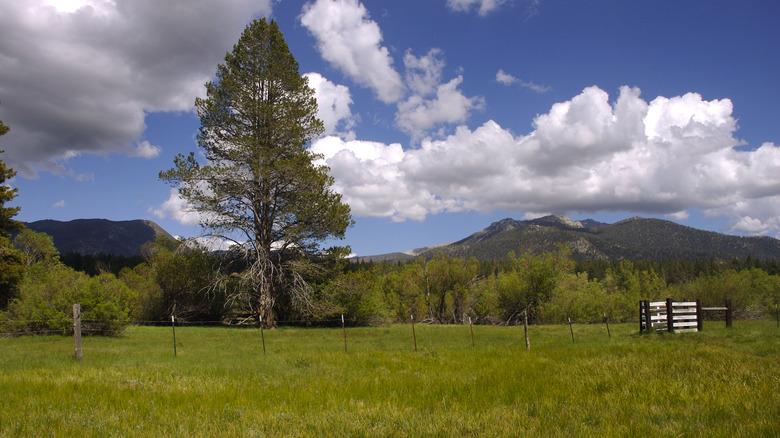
<box><xmin>161</xmin><ymin>19</ymin><xmax>352</xmax><ymax>327</ymax></box>
<box><xmin>0</xmin><ymin>100</ymin><xmax>25</xmax><ymax>308</ymax></box>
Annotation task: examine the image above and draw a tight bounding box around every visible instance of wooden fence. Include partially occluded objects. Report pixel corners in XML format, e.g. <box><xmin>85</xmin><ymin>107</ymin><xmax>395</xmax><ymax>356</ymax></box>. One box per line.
<box><xmin>639</xmin><ymin>299</ymin><xmax>732</xmax><ymax>334</ymax></box>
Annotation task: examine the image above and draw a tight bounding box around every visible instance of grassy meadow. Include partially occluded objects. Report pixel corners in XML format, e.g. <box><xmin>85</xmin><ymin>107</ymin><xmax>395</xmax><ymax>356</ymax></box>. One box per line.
<box><xmin>1</xmin><ymin>321</ymin><xmax>779</xmax><ymax>437</ymax></box>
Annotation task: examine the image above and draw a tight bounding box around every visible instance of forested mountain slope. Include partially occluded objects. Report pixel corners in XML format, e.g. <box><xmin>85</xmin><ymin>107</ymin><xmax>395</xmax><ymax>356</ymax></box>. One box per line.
<box><xmin>24</xmin><ymin>219</ymin><xmax>172</xmax><ymax>256</ymax></box>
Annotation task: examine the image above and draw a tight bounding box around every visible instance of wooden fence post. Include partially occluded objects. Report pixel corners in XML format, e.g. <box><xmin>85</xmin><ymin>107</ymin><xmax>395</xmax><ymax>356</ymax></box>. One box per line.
<box><xmin>643</xmin><ymin>300</ymin><xmax>652</xmax><ymax>333</ymax></box>
<box><xmin>259</xmin><ymin>315</ymin><xmax>266</xmax><ymax>355</ymax></box>
<box><xmin>468</xmin><ymin>316</ymin><xmax>475</xmax><ymax>348</ymax></box>
<box><xmin>72</xmin><ymin>303</ymin><xmax>82</xmax><ymax>361</ymax></box>
<box><xmin>411</xmin><ymin>315</ymin><xmax>417</xmax><ymax>352</ymax></box>
<box><xmin>341</xmin><ymin>315</ymin><xmax>347</xmax><ymax>353</ymax></box>
<box><xmin>725</xmin><ymin>299</ymin><xmax>732</xmax><ymax>328</ymax></box>
<box><xmin>568</xmin><ymin>317</ymin><xmax>574</xmax><ymax>343</ymax></box>
<box><xmin>171</xmin><ymin>314</ymin><xmax>177</xmax><ymax>357</ymax></box>
<box><xmin>696</xmin><ymin>299</ymin><xmax>702</xmax><ymax>332</ymax></box>
<box><xmin>639</xmin><ymin>301</ymin><xmax>644</xmax><ymax>333</ymax></box>
<box><xmin>523</xmin><ymin>310</ymin><xmax>530</xmax><ymax>350</ymax></box>
<box><xmin>645</xmin><ymin>300</ymin><xmax>651</xmax><ymax>333</ymax></box>
<box><xmin>666</xmin><ymin>298</ymin><xmax>674</xmax><ymax>333</ymax></box>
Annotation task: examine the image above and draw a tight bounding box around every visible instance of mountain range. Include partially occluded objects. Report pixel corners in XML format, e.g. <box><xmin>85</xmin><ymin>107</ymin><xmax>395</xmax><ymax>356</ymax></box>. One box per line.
<box><xmin>20</xmin><ymin>216</ymin><xmax>780</xmax><ymax>262</ymax></box>
<box><xmin>352</xmin><ymin>215</ymin><xmax>780</xmax><ymax>263</ymax></box>
<box><xmin>24</xmin><ymin>219</ymin><xmax>173</xmax><ymax>257</ymax></box>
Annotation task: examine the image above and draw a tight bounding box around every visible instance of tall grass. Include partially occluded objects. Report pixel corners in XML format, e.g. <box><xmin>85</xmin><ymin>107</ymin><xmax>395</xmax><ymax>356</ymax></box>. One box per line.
<box><xmin>1</xmin><ymin>322</ymin><xmax>778</xmax><ymax>436</ymax></box>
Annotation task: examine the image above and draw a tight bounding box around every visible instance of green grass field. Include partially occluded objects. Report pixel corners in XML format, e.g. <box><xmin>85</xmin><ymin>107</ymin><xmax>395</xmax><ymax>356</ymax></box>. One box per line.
<box><xmin>1</xmin><ymin>322</ymin><xmax>778</xmax><ymax>437</ymax></box>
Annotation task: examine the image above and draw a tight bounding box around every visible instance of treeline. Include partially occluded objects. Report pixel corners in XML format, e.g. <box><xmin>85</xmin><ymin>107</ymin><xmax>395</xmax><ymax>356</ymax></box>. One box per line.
<box><xmin>324</xmin><ymin>251</ymin><xmax>780</xmax><ymax>325</ymax></box>
<box><xmin>2</xmin><ymin>231</ymin><xmax>780</xmax><ymax>336</ymax></box>
<box><xmin>60</xmin><ymin>252</ymin><xmax>144</xmax><ymax>276</ymax></box>
<box><xmin>576</xmin><ymin>257</ymin><xmax>780</xmax><ymax>284</ymax></box>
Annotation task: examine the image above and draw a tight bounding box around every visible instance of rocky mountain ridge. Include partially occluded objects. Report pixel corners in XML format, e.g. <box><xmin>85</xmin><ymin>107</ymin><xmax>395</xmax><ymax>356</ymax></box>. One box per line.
<box><xmin>353</xmin><ymin>215</ymin><xmax>780</xmax><ymax>262</ymax></box>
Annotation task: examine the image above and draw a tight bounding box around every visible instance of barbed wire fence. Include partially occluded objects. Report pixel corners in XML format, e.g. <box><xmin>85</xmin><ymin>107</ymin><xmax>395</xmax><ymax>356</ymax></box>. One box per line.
<box><xmin>2</xmin><ymin>302</ymin><xmax>776</xmax><ymax>361</ymax></box>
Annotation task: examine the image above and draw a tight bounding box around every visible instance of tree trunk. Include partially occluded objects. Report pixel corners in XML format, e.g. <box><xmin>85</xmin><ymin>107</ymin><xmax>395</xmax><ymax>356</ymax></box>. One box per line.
<box><xmin>438</xmin><ymin>293</ymin><xmax>447</xmax><ymax>323</ymax></box>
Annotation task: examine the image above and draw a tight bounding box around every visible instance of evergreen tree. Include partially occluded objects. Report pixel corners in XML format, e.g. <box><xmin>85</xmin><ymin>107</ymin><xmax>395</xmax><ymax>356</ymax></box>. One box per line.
<box><xmin>0</xmin><ymin>103</ymin><xmax>21</xmax><ymax>238</ymax></box>
<box><xmin>0</xmin><ymin>102</ymin><xmax>25</xmax><ymax>307</ymax></box>
<box><xmin>160</xmin><ymin>19</ymin><xmax>352</xmax><ymax>327</ymax></box>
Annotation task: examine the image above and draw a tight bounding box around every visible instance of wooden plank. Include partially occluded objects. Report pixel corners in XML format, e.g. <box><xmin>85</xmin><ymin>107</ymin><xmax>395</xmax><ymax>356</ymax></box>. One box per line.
<box><xmin>702</xmin><ymin>307</ymin><xmax>728</xmax><ymax>311</ymax></box>
<box><xmin>673</xmin><ymin>321</ymin><xmax>698</xmax><ymax>328</ymax></box>
<box><xmin>672</xmin><ymin>306</ymin><xmax>697</xmax><ymax>312</ymax></box>
<box><xmin>672</xmin><ymin>302</ymin><xmax>698</xmax><ymax>307</ymax></box>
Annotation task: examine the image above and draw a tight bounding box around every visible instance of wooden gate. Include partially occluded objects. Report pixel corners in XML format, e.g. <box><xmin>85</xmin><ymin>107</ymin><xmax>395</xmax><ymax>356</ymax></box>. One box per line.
<box><xmin>640</xmin><ymin>299</ymin><xmax>732</xmax><ymax>333</ymax></box>
<box><xmin>639</xmin><ymin>299</ymin><xmax>699</xmax><ymax>333</ymax></box>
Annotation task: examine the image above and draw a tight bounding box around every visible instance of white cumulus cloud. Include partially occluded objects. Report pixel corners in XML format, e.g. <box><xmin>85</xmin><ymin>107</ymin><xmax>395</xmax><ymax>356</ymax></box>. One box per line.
<box><xmin>0</xmin><ymin>0</ymin><xmax>273</xmax><ymax>177</ymax></box>
<box><xmin>151</xmin><ymin>188</ymin><xmax>204</xmax><ymax>226</ymax></box>
<box><xmin>404</xmin><ymin>49</ymin><xmax>447</xmax><ymax>96</ymax></box>
<box><xmin>309</xmin><ymin>136</ymin><xmax>441</xmax><ymax>221</ymax></box>
<box><xmin>129</xmin><ymin>141</ymin><xmax>162</xmax><ymax>159</ymax></box>
<box><xmin>300</xmin><ymin>0</ymin><xmax>405</xmax><ymax>104</ymax></box>
<box><xmin>301</xmin><ymin>3</ymin><xmax>483</xmax><ymax>141</ymax></box>
<box><xmin>396</xmin><ymin>76</ymin><xmax>484</xmax><ymax>140</ymax></box>
<box><xmin>304</xmin><ymin>72</ymin><xmax>355</xmax><ymax>138</ymax></box>
<box><xmin>309</xmin><ymin>85</ymin><xmax>780</xmax><ymax>237</ymax></box>
<box><xmin>396</xmin><ymin>50</ymin><xmax>484</xmax><ymax>140</ymax></box>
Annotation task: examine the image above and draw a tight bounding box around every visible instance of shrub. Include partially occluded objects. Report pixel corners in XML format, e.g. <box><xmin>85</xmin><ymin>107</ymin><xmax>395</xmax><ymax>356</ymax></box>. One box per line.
<box><xmin>119</xmin><ymin>264</ymin><xmax>164</xmax><ymax>322</ymax></box>
<box><xmin>319</xmin><ymin>270</ymin><xmax>390</xmax><ymax>326</ymax></box>
<box><xmin>1</xmin><ymin>263</ymin><xmax>134</xmax><ymax>336</ymax></box>
<box><xmin>137</xmin><ymin>237</ymin><xmax>227</xmax><ymax>323</ymax></box>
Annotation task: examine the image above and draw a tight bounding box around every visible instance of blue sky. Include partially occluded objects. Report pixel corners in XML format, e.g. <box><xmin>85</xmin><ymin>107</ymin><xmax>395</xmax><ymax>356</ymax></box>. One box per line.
<box><xmin>1</xmin><ymin>0</ymin><xmax>779</xmax><ymax>256</ymax></box>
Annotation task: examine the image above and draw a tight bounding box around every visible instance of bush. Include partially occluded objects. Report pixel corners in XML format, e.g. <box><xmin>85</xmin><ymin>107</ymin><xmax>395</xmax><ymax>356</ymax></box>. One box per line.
<box><xmin>1</xmin><ymin>263</ymin><xmax>134</xmax><ymax>336</ymax></box>
<box><xmin>136</xmin><ymin>237</ymin><xmax>227</xmax><ymax>323</ymax></box>
<box><xmin>119</xmin><ymin>264</ymin><xmax>165</xmax><ymax>322</ymax></box>
<box><xmin>319</xmin><ymin>270</ymin><xmax>390</xmax><ymax>326</ymax></box>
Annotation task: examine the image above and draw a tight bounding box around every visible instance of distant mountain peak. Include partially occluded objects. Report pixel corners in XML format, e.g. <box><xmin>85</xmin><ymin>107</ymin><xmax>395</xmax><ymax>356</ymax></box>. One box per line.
<box><xmin>559</xmin><ymin>216</ymin><xmax>584</xmax><ymax>228</ymax></box>
<box><xmin>455</xmin><ymin>218</ymin><xmax>520</xmax><ymax>245</ymax></box>
<box><xmin>529</xmin><ymin>215</ymin><xmax>584</xmax><ymax>229</ymax></box>
<box><xmin>615</xmin><ymin>216</ymin><xmax>644</xmax><ymax>224</ymax></box>
<box><xmin>404</xmin><ymin>242</ymin><xmax>451</xmax><ymax>256</ymax></box>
